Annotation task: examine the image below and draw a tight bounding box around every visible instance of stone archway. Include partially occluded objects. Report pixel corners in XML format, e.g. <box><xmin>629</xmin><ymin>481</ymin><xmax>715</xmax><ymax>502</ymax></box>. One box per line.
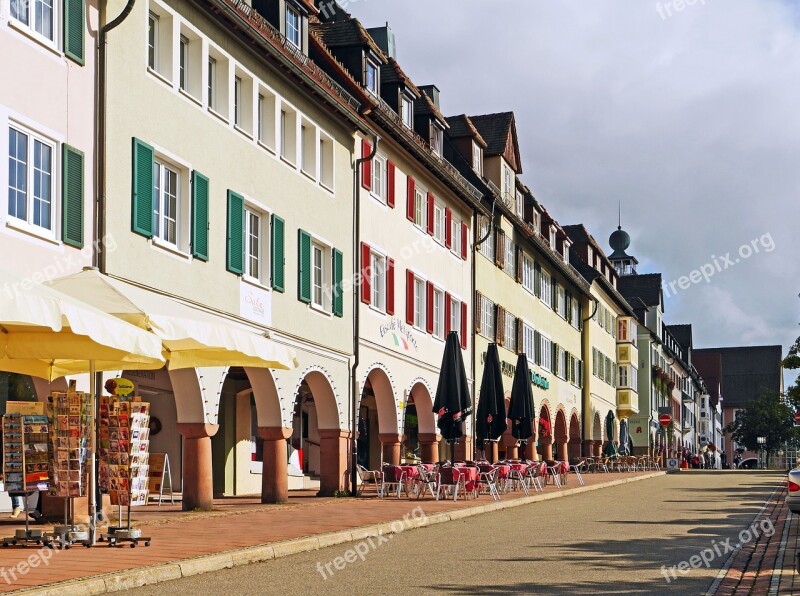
<box><xmin>359</xmin><ymin>366</ymin><xmax>398</xmax><ymax>468</ymax></box>
<box><xmin>538</xmin><ymin>404</ymin><xmax>553</xmax><ymax>461</ymax></box>
<box><xmin>554</xmin><ymin>409</ymin><xmax>568</xmax><ymax>461</ymax></box>
<box><xmin>406</xmin><ymin>380</ymin><xmax>438</xmax><ymax>463</ymax></box>
<box><xmin>568</xmin><ymin>411</ymin><xmax>581</xmax><ymax>460</ymax></box>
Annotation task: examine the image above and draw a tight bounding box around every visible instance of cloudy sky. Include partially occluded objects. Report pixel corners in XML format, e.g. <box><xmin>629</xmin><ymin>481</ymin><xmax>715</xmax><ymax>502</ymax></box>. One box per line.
<box><xmin>347</xmin><ymin>0</ymin><xmax>800</xmax><ymax>384</ymax></box>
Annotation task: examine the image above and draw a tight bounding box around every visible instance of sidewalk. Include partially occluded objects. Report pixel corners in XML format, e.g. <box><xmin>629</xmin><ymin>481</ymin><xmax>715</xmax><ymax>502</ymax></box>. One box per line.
<box><xmin>0</xmin><ymin>470</ymin><xmax>660</xmax><ymax>593</ymax></box>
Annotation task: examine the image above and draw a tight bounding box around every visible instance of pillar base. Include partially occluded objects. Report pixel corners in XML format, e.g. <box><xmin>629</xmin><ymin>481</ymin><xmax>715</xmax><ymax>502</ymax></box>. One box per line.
<box><xmin>455</xmin><ymin>435</ymin><xmax>473</xmax><ymax>462</ymax></box>
<box><xmin>318</xmin><ymin>429</ymin><xmax>351</xmax><ymax>496</ymax></box>
<box><xmin>379</xmin><ymin>433</ymin><xmax>402</xmax><ymax>467</ymax></box>
<box><xmin>258</xmin><ymin>427</ymin><xmax>292</xmax><ymax>504</ymax></box>
<box><xmin>418</xmin><ymin>433</ymin><xmax>440</xmax><ymax>464</ymax></box>
<box><xmin>582</xmin><ymin>440</ymin><xmax>595</xmax><ymax>458</ymax></box>
<box><xmin>177</xmin><ymin>423</ymin><xmax>219</xmax><ymax>511</ymax></box>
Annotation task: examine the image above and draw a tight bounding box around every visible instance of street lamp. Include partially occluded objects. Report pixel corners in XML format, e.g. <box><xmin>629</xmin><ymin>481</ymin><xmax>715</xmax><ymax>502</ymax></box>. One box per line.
<box><xmin>757</xmin><ymin>436</ymin><xmax>766</xmax><ymax>469</ymax></box>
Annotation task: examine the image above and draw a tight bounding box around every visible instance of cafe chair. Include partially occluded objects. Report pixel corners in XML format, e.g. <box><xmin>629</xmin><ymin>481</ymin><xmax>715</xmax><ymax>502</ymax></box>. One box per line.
<box><xmin>381</xmin><ymin>465</ymin><xmax>409</xmax><ymax>498</ymax></box>
<box><xmin>356</xmin><ymin>464</ymin><xmax>383</xmax><ymax>496</ymax></box>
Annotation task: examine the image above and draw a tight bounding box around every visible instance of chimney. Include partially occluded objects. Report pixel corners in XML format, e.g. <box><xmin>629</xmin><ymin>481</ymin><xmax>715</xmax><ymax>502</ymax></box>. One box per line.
<box><xmin>366</xmin><ymin>23</ymin><xmax>396</xmax><ymax>59</ymax></box>
<box><xmin>419</xmin><ymin>84</ymin><xmax>440</xmax><ymax>108</ymax></box>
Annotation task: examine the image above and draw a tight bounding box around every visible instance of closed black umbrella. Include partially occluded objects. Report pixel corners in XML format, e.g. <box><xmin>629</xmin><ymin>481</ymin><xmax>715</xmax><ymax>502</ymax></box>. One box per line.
<box><xmin>433</xmin><ymin>331</ymin><xmax>473</xmax><ymax>463</ymax></box>
<box><xmin>476</xmin><ymin>344</ymin><xmax>507</xmax><ymax>459</ymax></box>
<box><xmin>508</xmin><ymin>354</ymin><xmax>534</xmax><ymax>457</ymax></box>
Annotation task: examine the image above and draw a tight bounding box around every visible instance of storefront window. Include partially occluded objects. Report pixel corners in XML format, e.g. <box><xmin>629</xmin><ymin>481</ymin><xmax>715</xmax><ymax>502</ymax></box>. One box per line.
<box><xmin>0</xmin><ymin>372</ymin><xmax>37</xmax><ymax>414</ymax></box>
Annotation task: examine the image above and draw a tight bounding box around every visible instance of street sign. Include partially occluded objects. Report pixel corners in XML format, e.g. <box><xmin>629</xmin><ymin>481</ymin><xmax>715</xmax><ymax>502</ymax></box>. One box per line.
<box><xmin>795</xmin><ymin>411</ymin><xmax>800</xmax><ymax>424</ymax></box>
<box><xmin>659</xmin><ymin>413</ymin><xmax>672</xmax><ymax>426</ymax></box>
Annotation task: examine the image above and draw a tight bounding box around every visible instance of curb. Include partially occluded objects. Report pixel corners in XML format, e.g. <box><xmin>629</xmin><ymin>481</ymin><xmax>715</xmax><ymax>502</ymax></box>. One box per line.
<box><xmin>15</xmin><ymin>471</ymin><xmax>665</xmax><ymax>594</ymax></box>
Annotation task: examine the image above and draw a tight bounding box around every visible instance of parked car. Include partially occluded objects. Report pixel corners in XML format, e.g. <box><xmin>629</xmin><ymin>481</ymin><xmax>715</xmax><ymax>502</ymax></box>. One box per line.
<box><xmin>737</xmin><ymin>458</ymin><xmax>759</xmax><ymax>469</ymax></box>
<box><xmin>786</xmin><ymin>468</ymin><xmax>800</xmax><ymax>513</ymax></box>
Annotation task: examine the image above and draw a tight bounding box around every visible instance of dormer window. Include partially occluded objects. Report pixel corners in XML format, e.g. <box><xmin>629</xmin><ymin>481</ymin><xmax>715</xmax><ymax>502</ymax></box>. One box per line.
<box><xmin>431</xmin><ymin>123</ymin><xmax>443</xmax><ymax>156</ymax></box>
<box><xmin>285</xmin><ymin>4</ymin><xmax>301</xmax><ymax>50</ymax></box>
<box><xmin>365</xmin><ymin>59</ymin><xmax>379</xmax><ymax>96</ymax></box>
<box><xmin>472</xmin><ymin>142</ymin><xmax>482</xmax><ymax>174</ymax></box>
<box><xmin>587</xmin><ymin>245</ymin><xmax>593</xmax><ymax>265</ymax></box>
<box><xmin>562</xmin><ymin>241</ymin><xmax>570</xmax><ymax>262</ymax></box>
<box><xmin>549</xmin><ymin>226</ymin><xmax>556</xmax><ymax>249</ymax></box>
<box><xmin>400</xmin><ymin>94</ymin><xmax>413</xmax><ymax>128</ymax></box>
<box><xmin>515</xmin><ymin>189</ymin><xmax>524</xmax><ymax>218</ymax></box>
<box><xmin>531</xmin><ymin>210</ymin><xmax>540</xmax><ymax>234</ymax></box>
<box><xmin>503</xmin><ymin>165</ymin><xmax>514</xmax><ymax>201</ymax></box>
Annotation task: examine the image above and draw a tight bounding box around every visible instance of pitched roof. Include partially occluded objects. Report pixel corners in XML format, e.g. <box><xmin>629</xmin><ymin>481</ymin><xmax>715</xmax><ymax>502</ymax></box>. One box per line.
<box><xmin>667</xmin><ymin>324</ymin><xmax>693</xmax><ymax>350</ymax></box>
<box><xmin>617</xmin><ymin>273</ymin><xmax>663</xmax><ymax>308</ymax></box>
<box><xmin>310</xmin><ymin>15</ymin><xmax>388</xmax><ymax>62</ymax></box>
<box><xmin>445</xmin><ymin>115</ymin><xmax>487</xmax><ymax>148</ymax></box>
<box><xmin>469</xmin><ymin>112</ymin><xmax>522</xmax><ymax>172</ymax></box>
<box><xmin>569</xmin><ymin>248</ymin><xmax>635</xmax><ymax>316</ymax></box>
<box><xmin>694</xmin><ymin>346</ymin><xmax>784</xmax><ymax>407</ymax></box>
<box><xmin>414</xmin><ymin>88</ymin><xmax>448</xmax><ymax>125</ymax></box>
<box><xmin>562</xmin><ymin>224</ymin><xmax>590</xmax><ymax>245</ymax></box>
<box><xmin>380</xmin><ymin>58</ymin><xmax>420</xmax><ymax>96</ymax></box>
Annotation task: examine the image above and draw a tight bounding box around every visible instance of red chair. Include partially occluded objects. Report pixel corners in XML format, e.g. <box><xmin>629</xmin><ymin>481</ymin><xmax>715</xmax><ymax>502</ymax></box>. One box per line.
<box><xmin>436</xmin><ymin>467</ymin><xmax>466</xmax><ymax>502</ymax></box>
<box><xmin>381</xmin><ymin>465</ymin><xmax>408</xmax><ymax>498</ymax></box>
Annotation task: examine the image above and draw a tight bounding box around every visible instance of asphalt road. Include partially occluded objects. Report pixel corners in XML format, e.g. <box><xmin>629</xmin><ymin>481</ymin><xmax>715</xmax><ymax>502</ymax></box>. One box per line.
<box><xmin>126</xmin><ymin>472</ymin><xmax>783</xmax><ymax>595</ymax></box>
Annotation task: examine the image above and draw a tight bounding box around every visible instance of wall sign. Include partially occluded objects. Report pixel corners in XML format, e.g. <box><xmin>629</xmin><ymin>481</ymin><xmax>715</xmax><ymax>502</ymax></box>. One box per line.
<box><xmin>480</xmin><ymin>352</ymin><xmax>550</xmax><ymax>390</ymax></box>
<box><xmin>240</xmin><ymin>282</ymin><xmax>272</xmax><ymax>326</ymax></box>
<box><xmin>379</xmin><ymin>317</ymin><xmax>418</xmax><ymax>352</ymax></box>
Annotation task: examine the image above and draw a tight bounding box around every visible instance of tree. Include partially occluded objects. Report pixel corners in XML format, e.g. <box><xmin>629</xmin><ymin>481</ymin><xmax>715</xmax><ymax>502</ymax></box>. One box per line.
<box><xmin>783</xmin><ymin>335</ymin><xmax>800</xmax><ymax>409</ymax></box>
<box><xmin>723</xmin><ymin>390</ymin><xmax>800</xmax><ymax>462</ymax></box>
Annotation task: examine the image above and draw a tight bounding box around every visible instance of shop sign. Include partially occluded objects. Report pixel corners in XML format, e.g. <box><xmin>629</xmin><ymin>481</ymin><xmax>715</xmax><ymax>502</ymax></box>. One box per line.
<box><xmin>480</xmin><ymin>353</ymin><xmax>550</xmax><ymax>390</ymax></box>
<box><xmin>379</xmin><ymin>317</ymin><xmax>418</xmax><ymax>352</ymax></box>
<box><xmin>106</xmin><ymin>378</ymin><xmax>134</xmax><ymax>396</ymax></box>
<box><xmin>239</xmin><ymin>282</ymin><xmax>272</xmax><ymax>326</ymax></box>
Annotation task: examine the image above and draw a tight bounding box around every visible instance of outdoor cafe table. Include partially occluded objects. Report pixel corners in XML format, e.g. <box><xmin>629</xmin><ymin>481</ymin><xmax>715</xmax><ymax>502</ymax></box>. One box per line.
<box><xmin>399</xmin><ymin>465</ymin><xmax>421</xmax><ymax>480</ymax></box>
<box><xmin>493</xmin><ymin>464</ymin><xmax>511</xmax><ymax>480</ymax></box>
<box><xmin>451</xmin><ymin>466</ymin><xmax>479</xmax><ymax>493</ymax></box>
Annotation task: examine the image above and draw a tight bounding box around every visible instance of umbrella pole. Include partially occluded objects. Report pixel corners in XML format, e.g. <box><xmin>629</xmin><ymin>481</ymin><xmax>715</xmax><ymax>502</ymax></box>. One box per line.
<box><xmin>89</xmin><ymin>361</ymin><xmax>96</xmax><ymax>546</ymax></box>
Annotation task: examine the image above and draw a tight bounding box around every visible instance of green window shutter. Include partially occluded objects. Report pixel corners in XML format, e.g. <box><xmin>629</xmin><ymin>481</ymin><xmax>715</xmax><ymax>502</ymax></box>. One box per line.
<box><xmin>332</xmin><ymin>248</ymin><xmax>343</xmax><ymax>317</ymax></box>
<box><xmin>297</xmin><ymin>229</ymin><xmax>311</xmax><ymax>304</ymax></box>
<box><xmin>191</xmin><ymin>171</ymin><xmax>209</xmax><ymax>261</ymax></box>
<box><xmin>131</xmin><ymin>138</ymin><xmax>154</xmax><ymax>238</ymax></box>
<box><xmin>271</xmin><ymin>214</ymin><xmax>285</xmax><ymax>292</ymax></box>
<box><xmin>226</xmin><ymin>190</ymin><xmax>244</xmax><ymax>274</ymax></box>
<box><xmin>61</xmin><ymin>144</ymin><xmax>84</xmax><ymax>248</ymax></box>
<box><xmin>63</xmin><ymin>0</ymin><xmax>85</xmax><ymax>64</ymax></box>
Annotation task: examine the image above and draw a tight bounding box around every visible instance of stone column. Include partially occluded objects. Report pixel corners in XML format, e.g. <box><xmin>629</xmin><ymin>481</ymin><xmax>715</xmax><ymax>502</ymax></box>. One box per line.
<box><xmin>418</xmin><ymin>433</ymin><xmax>440</xmax><ymax>463</ymax></box>
<box><xmin>379</xmin><ymin>433</ymin><xmax>402</xmax><ymax>466</ymax></box>
<box><xmin>557</xmin><ymin>441</ymin><xmax>568</xmax><ymax>461</ymax></box>
<box><xmin>318</xmin><ymin>429</ymin><xmax>351</xmax><ymax>496</ymax></box>
<box><xmin>503</xmin><ymin>433</ymin><xmax>519</xmax><ymax>460</ymax></box>
<box><xmin>259</xmin><ymin>427</ymin><xmax>292</xmax><ymax>504</ymax></box>
<box><xmin>528</xmin><ymin>436</ymin><xmax>539</xmax><ymax>461</ymax></box>
<box><xmin>582</xmin><ymin>440</ymin><xmax>594</xmax><ymax>458</ymax></box>
<box><xmin>594</xmin><ymin>441</ymin><xmax>603</xmax><ymax>457</ymax></box>
<box><xmin>540</xmin><ymin>437</ymin><xmax>554</xmax><ymax>461</ymax></box>
<box><xmin>455</xmin><ymin>435</ymin><xmax>473</xmax><ymax>461</ymax></box>
<box><xmin>177</xmin><ymin>423</ymin><xmax>219</xmax><ymax>511</ymax></box>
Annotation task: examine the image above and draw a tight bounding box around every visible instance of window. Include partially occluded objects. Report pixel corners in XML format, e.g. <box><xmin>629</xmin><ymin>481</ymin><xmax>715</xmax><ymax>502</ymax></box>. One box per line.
<box><xmin>257</xmin><ymin>89</ymin><xmax>277</xmax><ymax>150</ymax></box>
<box><xmin>312</xmin><ymin>242</ymin><xmax>325</xmax><ymax>309</ymax></box>
<box><xmin>300</xmin><ymin>121</ymin><xmax>316</xmax><ymax>177</ymax></box>
<box><xmin>540</xmin><ymin>271</ymin><xmax>552</xmax><ymax>307</ymax></box>
<box><xmin>365</xmin><ymin>59</ymin><xmax>379</xmax><ymax>96</ymax></box>
<box><xmin>319</xmin><ymin>132</ymin><xmax>334</xmax><ymax>190</ymax></box>
<box><xmin>285</xmin><ymin>5</ymin><xmax>301</xmax><ymax>50</ymax></box>
<box><xmin>432</xmin><ymin>288</ymin><xmax>445</xmax><ymax>339</ymax></box>
<box><xmin>563</xmin><ymin>242</ymin><xmax>569</xmax><ymax>262</ymax></box>
<box><xmin>371</xmin><ymin>154</ymin><xmax>387</xmax><ymax>203</ymax></box>
<box><xmin>531</xmin><ymin>210</ymin><xmax>541</xmax><ymax>235</ymax></box>
<box><xmin>503</xmin><ymin>235</ymin><xmax>515</xmax><ymax>277</ymax></box>
<box><xmin>412</xmin><ymin>188</ymin><xmax>426</xmax><ymax>229</ymax></box>
<box><xmin>207</xmin><ymin>57</ymin><xmax>217</xmax><ymax>110</ymax></box>
<box><xmin>280</xmin><ymin>105</ymin><xmax>298</xmax><ymax>163</ymax></box>
<box><xmin>153</xmin><ymin>160</ymin><xmax>179</xmax><ymax>245</ymax></box>
<box><xmin>450</xmin><ymin>216</ymin><xmax>461</xmax><ymax>256</ymax></box>
<box><xmin>400</xmin><ymin>95</ymin><xmax>413</xmax><ymax>128</ymax></box>
<box><xmin>503</xmin><ymin>165</ymin><xmax>514</xmax><ymax>198</ymax></box>
<box><xmin>413</xmin><ymin>277</ymin><xmax>425</xmax><ymax>329</ymax></box>
<box><xmin>148</xmin><ymin>13</ymin><xmax>159</xmax><ymax>70</ymax></box>
<box><xmin>480</xmin><ymin>296</ymin><xmax>495</xmax><ymax>340</ymax></box>
<box><xmin>618</xmin><ymin>366</ymin><xmax>628</xmax><ymax>388</ymax></box>
<box><xmin>478</xmin><ymin>217</ymin><xmax>494</xmax><ymax>261</ymax></box>
<box><xmin>522</xmin><ymin>253</ymin><xmax>534</xmax><ymax>294</ymax></box>
<box><xmin>504</xmin><ymin>312</ymin><xmax>517</xmax><ymax>353</ymax></box>
<box><xmin>179</xmin><ymin>35</ymin><xmax>189</xmax><ymax>91</ymax></box>
<box><xmin>433</xmin><ymin>203</ymin><xmax>445</xmax><ymax>244</ymax></box>
<box><xmin>7</xmin><ymin>127</ymin><xmax>54</xmax><ymax>233</ymax></box>
<box><xmin>523</xmin><ymin>324</ymin><xmax>535</xmax><ymax>362</ymax></box>
<box><xmin>12</xmin><ymin>0</ymin><xmax>55</xmax><ymax>41</ymax></box>
<box><xmin>431</xmin><ymin>125</ymin><xmax>443</xmax><ymax>156</ymax></box>
<box><xmin>556</xmin><ymin>285</ymin><xmax>565</xmax><ymax>318</ymax></box>
<box><xmin>244</xmin><ymin>207</ymin><xmax>264</xmax><ymax>282</ymax></box>
<box><xmin>472</xmin><ymin>142</ymin><xmax>482</xmax><ymax>175</ymax></box>
<box><xmin>449</xmin><ymin>296</ymin><xmax>461</xmax><ymax>337</ymax></box>
<box><xmin>515</xmin><ymin>189</ymin><xmax>524</xmax><ymax>218</ymax></box>
<box><xmin>540</xmin><ymin>335</ymin><xmax>552</xmax><ymax>372</ymax></box>
<box><xmin>549</xmin><ymin>227</ymin><xmax>557</xmax><ymax>249</ymax></box>
<box><xmin>234</xmin><ymin>76</ymin><xmax>242</xmax><ymax>127</ymax></box>
<box><xmin>369</xmin><ymin>251</ymin><xmax>386</xmax><ymax>311</ymax></box>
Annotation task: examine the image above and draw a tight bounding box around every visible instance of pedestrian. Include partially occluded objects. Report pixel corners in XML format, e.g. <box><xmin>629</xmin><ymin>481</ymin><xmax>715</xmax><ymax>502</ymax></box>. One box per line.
<box><xmin>721</xmin><ymin>451</ymin><xmax>727</xmax><ymax>469</ymax></box>
<box><xmin>734</xmin><ymin>453</ymin><xmax>742</xmax><ymax>468</ymax></box>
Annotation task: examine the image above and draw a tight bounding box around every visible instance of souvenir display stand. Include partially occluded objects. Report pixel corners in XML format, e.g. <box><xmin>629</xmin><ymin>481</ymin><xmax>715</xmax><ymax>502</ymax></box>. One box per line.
<box><xmin>98</xmin><ymin>396</ymin><xmax>152</xmax><ymax>548</ymax></box>
<box><xmin>44</xmin><ymin>391</ymin><xmax>93</xmax><ymax>549</ymax></box>
<box><xmin>2</xmin><ymin>403</ymin><xmax>50</xmax><ymax>547</ymax></box>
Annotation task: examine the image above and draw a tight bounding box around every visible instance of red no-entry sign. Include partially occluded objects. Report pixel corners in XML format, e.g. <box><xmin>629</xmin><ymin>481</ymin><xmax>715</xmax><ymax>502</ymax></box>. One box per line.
<box><xmin>659</xmin><ymin>413</ymin><xmax>672</xmax><ymax>426</ymax></box>
<box><xmin>795</xmin><ymin>411</ymin><xmax>800</xmax><ymax>424</ymax></box>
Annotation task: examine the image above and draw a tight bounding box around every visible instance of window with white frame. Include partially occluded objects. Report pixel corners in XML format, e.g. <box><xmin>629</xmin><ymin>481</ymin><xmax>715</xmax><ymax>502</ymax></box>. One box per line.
<box><xmin>369</xmin><ymin>250</ymin><xmax>386</xmax><ymax>311</ymax></box>
<box><xmin>504</xmin><ymin>311</ymin><xmax>517</xmax><ymax>353</ymax></box>
<box><xmin>311</xmin><ymin>241</ymin><xmax>327</xmax><ymax>310</ymax></box>
<box><xmin>618</xmin><ymin>365</ymin><xmax>628</xmax><ymax>388</ymax></box>
<box><xmin>449</xmin><ymin>296</ymin><xmax>461</xmax><ymax>336</ymax></box>
<box><xmin>432</xmin><ymin>288</ymin><xmax>445</xmax><ymax>339</ymax></box>
<box><xmin>413</xmin><ymin>276</ymin><xmax>425</xmax><ymax>330</ymax></box>
<box><xmin>11</xmin><ymin>0</ymin><xmax>56</xmax><ymax>42</ymax></box>
<box><xmin>431</xmin><ymin>124</ymin><xmax>443</xmax><ymax>156</ymax></box>
<box><xmin>503</xmin><ymin>234</ymin><xmax>515</xmax><ymax>277</ymax></box>
<box><xmin>179</xmin><ymin>35</ymin><xmax>189</xmax><ymax>92</ymax></box>
<box><xmin>556</xmin><ymin>285</ymin><xmax>565</xmax><ymax>318</ymax></box>
<box><xmin>319</xmin><ymin>132</ymin><xmax>334</xmax><ymax>190</ymax></box>
<box><xmin>371</xmin><ymin>154</ymin><xmax>387</xmax><ymax>203</ymax></box>
<box><xmin>503</xmin><ymin>165</ymin><xmax>514</xmax><ymax>201</ymax></box>
<box><xmin>234</xmin><ymin>76</ymin><xmax>242</xmax><ymax>127</ymax></box>
<box><xmin>450</xmin><ymin>215</ymin><xmax>461</xmax><ymax>256</ymax></box>
<box><xmin>562</xmin><ymin>241</ymin><xmax>570</xmax><ymax>262</ymax></box>
<box><xmin>522</xmin><ymin>253</ymin><xmax>534</xmax><ymax>294</ymax></box>
<box><xmin>147</xmin><ymin>6</ymin><xmax>173</xmax><ymax>81</ymax></box>
<box><xmin>7</xmin><ymin>126</ymin><xmax>55</xmax><ymax>233</ymax></box>
<box><xmin>433</xmin><ymin>203</ymin><xmax>445</xmax><ymax>244</ymax></box>
<box><xmin>244</xmin><ymin>206</ymin><xmax>265</xmax><ymax>282</ymax></box>
<box><xmin>414</xmin><ymin>188</ymin><xmax>426</xmax><ymax>229</ymax></box>
<box><xmin>207</xmin><ymin>56</ymin><xmax>217</xmax><ymax>111</ymax></box>
<box><xmin>539</xmin><ymin>334</ymin><xmax>552</xmax><ymax>372</ymax></box>
<box><xmin>480</xmin><ymin>296</ymin><xmax>495</xmax><ymax>340</ymax></box>
<box><xmin>515</xmin><ymin>189</ymin><xmax>524</xmax><ymax>218</ymax></box>
<box><xmin>285</xmin><ymin>4</ymin><xmax>301</xmax><ymax>50</ymax></box>
<box><xmin>478</xmin><ymin>217</ymin><xmax>494</xmax><ymax>261</ymax></box>
<box><xmin>207</xmin><ymin>49</ymin><xmax>229</xmax><ymax>118</ymax></box>
<box><xmin>148</xmin><ymin>12</ymin><xmax>159</xmax><ymax>70</ymax></box>
<box><xmin>400</xmin><ymin>95</ymin><xmax>413</xmax><ymax>128</ymax></box>
<box><xmin>153</xmin><ymin>159</ymin><xmax>179</xmax><ymax>246</ymax></box>
<box><xmin>365</xmin><ymin>59</ymin><xmax>379</xmax><ymax>96</ymax></box>
<box><xmin>540</xmin><ymin>271</ymin><xmax>552</xmax><ymax>307</ymax></box>
<box><xmin>300</xmin><ymin>121</ymin><xmax>316</xmax><ymax>177</ymax></box>
<box><xmin>523</xmin><ymin>323</ymin><xmax>535</xmax><ymax>362</ymax></box>
<box><xmin>280</xmin><ymin>105</ymin><xmax>297</xmax><ymax>163</ymax></box>
<box><xmin>549</xmin><ymin>227</ymin><xmax>557</xmax><ymax>249</ymax></box>
<box><xmin>472</xmin><ymin>142</ymin><xmax>482</xmax><ymax>175</ymax></box>
<box><xmin>257</xmin><ymin>89</ymin><xmax>277</xmax><ymax>150</ymax></box>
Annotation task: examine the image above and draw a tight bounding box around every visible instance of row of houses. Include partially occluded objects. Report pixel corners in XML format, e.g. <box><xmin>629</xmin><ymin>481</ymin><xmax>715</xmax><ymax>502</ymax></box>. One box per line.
<box><xmin>0</xmin><ymin>0</ymin><xmax>783</xmax><ymax>510</ymax></box>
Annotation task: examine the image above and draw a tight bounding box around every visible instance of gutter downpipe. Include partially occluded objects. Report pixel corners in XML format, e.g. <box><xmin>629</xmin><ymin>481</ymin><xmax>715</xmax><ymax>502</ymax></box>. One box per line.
<box><xmin>471</xmin><ymin>198</ymin><xmax>496</xmax><ymax>458</ymax></box>
<box><xmin>351</xmin><ymin>134</ymin><xmax>379</xmax><ymax>496</ymax></box>
<box><xmin>581</xmin><ymin>294</ymin><xmax>599</xmax><ymax>457</ymax></box>
<box><xmin>96</xmin><ymin>0</ymin><xmax>136</xmax><ymax>272</ymax></box>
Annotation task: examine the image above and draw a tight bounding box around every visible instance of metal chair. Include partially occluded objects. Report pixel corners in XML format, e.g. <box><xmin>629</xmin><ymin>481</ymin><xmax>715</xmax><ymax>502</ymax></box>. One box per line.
<box><xmin>478</xmin><ymin>465</ymin><xmax>500</xmax><ymax>501</ymax></box>
<box><xmin>569</xmin><ymin>459</ymin><xmax>586</xmax><ymax>486</ymax></box>
<box><xmin>381</xmin><ymin>465</ymin><xmax>408</xmax><ymax>498</ymax></box>
<box><xmin>356</xmin><ymin>464</ymin><xmax>383</xmax><ymax>496</ymax></box>
<box><xmin>436</xmin><ymin>467</ymin><xmax>465</xmax><ymax>502</ymax></box>
<box><xmin>416</xmin><ymin>464</ymin><xmax>439</xmax><ymax>500</ymax></box>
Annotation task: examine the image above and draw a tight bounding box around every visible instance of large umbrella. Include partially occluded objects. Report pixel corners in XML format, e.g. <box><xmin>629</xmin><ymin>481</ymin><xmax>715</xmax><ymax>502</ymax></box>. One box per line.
<box><xmin>47</xmin><ymin>268</ymin><xmax>297</xmax><ymax>370</ymax></box>
<box><xmin>433</xmin><ymin>331</ymin><xmax>472</xmax><ymax>463</ymax></box>
<box><xmin>603</xmin><ymin>411</ymin><xmax>619</xmax><ymax>457</ymax></box>
<box><xmin>0</xmin><ymin>268</ymin><xmax>165</xmax><ymax>544</ymax></box>
<box><xmin>508</xmin><ymin>354</ymin><xmax>534</xmax><ymax>458</ymax></box>
<box><xmin>475</xmin><ymin>344</ymin><xmax>507</xmax><ymax>460</ymax></box>
<box><xmin>619</xmin><ymin>419</ymin><xmax>629</xmax><ymax>455</ymax></box>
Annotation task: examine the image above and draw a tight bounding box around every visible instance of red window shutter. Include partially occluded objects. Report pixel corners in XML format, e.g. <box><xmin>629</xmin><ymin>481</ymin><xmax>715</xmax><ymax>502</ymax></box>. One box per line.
<box><xmin>460</xmin><ymin>302</ymin><xmax>468</xmax><ymax>349</ymax></box>
<box><xmin>386</xmin><ymin>257</ymin><xmax>395</xmax><ymax>315</ymax></box>
<box><xmin>387</xmin><ymin>161</ymin><xmax>396</xmax><ymax>208</ymax></box>
<box><xmin>426</xmin><ymin>281</ymin><xmax>434</xmax><ymax>334</ymax></box>
<box><xmin>361</xmin><ymin>140</ymin><xmax>372</xmax><ymax>190</ymax></box>
<box><xmin>427</xmin><ymin>193</ymin><xmax>435</xmax><ymax>235</ymax></box>
<box><xmin>445</xmin><ymin>208</ymin><xmax>452</xmax><ymax>248</ymax></box>
<box><xmin>406</xmin><ymin>270</ymin><xmax>415</xmax><ymax>325</ymax></box>
<box><xmin>444</xmin><ymin>292</ymin><xmax>451</xmax><ymax>334</ymax></box>
<box><xmin>360</xmin><ymin>242</ymin><xmax>371</xmax><ymax>304</ymax></box>
<box><xmin>461</xmin><ymin>222</ymin><xmax>468</xmax><ymax>260</ymax></box>
<box><xmin>406</xmin><ymin>176</ymin><xmax>415</xmax><ymax>221</ymax></box>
